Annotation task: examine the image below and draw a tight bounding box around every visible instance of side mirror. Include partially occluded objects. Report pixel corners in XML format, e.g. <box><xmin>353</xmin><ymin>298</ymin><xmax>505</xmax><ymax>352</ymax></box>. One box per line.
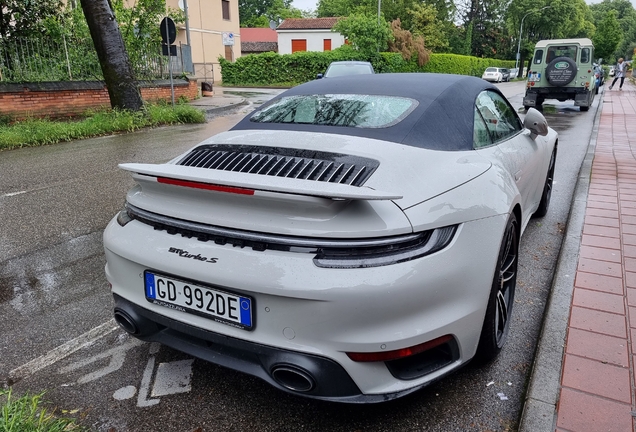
<box><xmin>524</xmin><ymin>108</ymin><xmax>549</xmax><ymax>139</ymax></box>
<box><xmin>316</xmin><ymin>73</ymin><xmax>323</xmax><ymax>79</ymax></box>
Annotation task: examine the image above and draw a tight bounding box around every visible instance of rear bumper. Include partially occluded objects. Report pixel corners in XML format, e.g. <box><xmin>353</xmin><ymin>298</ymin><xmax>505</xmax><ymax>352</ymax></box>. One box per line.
<box><xmin>103</xmin><ymin>211</ymin><xmax>506</xmax><ymax>400</ymax></box>
<box><xmin>112</xmin><ymin>293</ymin><xmax>458</xmax><ymax>403</ymax></box>
<box><xmin>523</xmin><ymin>87</ymin><xmax>592</xmax><ymax>106</ymax></box>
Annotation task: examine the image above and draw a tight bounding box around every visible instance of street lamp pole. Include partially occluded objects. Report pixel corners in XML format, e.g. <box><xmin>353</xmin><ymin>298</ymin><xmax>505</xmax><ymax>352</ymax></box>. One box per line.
<box><xmin>515</xmin><ymin>6</ymin><xmax>550</xmax><ymax>75</ymax></box>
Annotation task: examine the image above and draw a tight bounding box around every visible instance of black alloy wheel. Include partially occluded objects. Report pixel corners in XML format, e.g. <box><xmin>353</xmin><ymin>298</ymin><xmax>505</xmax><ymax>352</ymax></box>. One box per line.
<box><xmin>475</xmin><ymin>213</ymin><xmax>519</xmax><ymax>363</ymax></box>
<box><xmin>534</xmin><ymin>148</ymin><xmax>557</xmax><ymax>218</ymax></box>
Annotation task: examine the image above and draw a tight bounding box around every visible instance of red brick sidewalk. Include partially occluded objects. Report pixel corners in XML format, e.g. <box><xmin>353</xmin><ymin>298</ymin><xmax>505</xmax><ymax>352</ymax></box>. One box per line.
<box><xmin>556</xmin><ymin>81</ymin><xmax>636</xmax><ymax>431</ymax></box>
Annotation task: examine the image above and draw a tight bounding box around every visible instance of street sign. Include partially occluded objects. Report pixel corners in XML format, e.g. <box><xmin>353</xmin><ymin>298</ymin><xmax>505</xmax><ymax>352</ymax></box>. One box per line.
<box><xmin>222</xmin><ymin>32</ymin><xmax>234</xmax><ymax>46</ymax></box>
<box><xmin>161</xmin><ymin>45</ymin><xmax>177</xmax><ymax>56</ymax></box>
<box><xmin>160</xmin><ymin>17</ymin><xmax>176</xmax><ymax>45</ymax></box>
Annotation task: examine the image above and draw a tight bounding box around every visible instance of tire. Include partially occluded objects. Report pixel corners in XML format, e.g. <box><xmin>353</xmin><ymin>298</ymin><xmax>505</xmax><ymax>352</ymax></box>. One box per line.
<box><xmin>545</xmin><ymin>56</ymin><xmax>577</xmax><ymax>86</ymax></box>
<box><xmin>475</xmin><ymin>213</ymin><xmax>519</xmax><ymax>363</ymax></box>
<box><xmin>533</xmin><ymin>148</ymin><xmax>556</xmax><ymax>218</ymax></box>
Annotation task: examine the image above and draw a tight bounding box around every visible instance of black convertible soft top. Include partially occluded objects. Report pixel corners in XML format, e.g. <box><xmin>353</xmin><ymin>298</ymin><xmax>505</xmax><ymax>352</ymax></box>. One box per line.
<box><xmin>231</xmin><ymin>73</ymin><xmax>503</xmax><ymax>151</ymax></box>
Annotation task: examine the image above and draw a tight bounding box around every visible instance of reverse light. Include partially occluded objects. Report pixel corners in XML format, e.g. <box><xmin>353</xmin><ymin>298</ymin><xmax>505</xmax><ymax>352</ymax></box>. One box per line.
<box><xmin>347</xmin><ymin>335</ymin><xmax>454</xmax><ymax>362</ymax></box>
<box><xmin>116</xmin><ymin>207</ymin><xmax>133</xmax><ymax>226</ymax></box>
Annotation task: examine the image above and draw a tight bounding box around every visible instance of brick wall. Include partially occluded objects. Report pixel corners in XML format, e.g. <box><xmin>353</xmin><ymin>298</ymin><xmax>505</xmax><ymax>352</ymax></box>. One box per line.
<box><xmin>0</xmin><ymin>79</ymin><xmax>199</xmax><ymax>120</ymax></box>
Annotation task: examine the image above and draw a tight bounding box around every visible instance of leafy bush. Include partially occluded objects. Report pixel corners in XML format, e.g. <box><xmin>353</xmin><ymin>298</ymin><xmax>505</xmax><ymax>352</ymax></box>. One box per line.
<box><xmin>219</xmin><ymin>47</ymin><xmax>516</xmax><ymax>86</ymax></box>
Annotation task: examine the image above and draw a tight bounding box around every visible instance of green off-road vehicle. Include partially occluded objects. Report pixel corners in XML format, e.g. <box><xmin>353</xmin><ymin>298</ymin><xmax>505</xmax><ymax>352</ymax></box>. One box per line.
<box><xmin>523</xmin><ymin>38</ymin><xmax>595</xmax><ymax>112</ymax></box>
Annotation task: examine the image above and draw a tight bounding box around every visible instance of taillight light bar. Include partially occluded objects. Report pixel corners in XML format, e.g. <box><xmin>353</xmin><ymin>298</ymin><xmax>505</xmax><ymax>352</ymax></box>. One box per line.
<box><xmin>157</xmin><ymin>177</ymin><xmax>255</xmax><ymax>195</ymax></box>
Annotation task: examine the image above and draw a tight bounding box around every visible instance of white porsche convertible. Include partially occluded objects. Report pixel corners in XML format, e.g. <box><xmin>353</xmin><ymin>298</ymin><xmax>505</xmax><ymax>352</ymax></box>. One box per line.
<box><xmin>104</xmin><ymin>73</ymin><xmax>558</xmax><ymax>402</ymax></box>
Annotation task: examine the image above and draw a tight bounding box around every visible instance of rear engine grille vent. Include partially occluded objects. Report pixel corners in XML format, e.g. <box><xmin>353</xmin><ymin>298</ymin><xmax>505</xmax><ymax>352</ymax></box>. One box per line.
<box><xmin>177</xmin><ymin>145</ymin><xmax>379</xmax><ymax>187</ymax></box>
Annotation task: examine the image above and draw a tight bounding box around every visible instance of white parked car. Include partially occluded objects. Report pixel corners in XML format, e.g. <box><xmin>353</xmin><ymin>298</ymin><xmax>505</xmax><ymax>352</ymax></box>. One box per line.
<box><xmin>104</xmin><ymin>74</ymin><xmax>558</xmax><ymax>402</ymax></box>
<box><xmin>482</xmin><ymin>67</ymin><xmax>510</xmax><ymax>82</ymax></box>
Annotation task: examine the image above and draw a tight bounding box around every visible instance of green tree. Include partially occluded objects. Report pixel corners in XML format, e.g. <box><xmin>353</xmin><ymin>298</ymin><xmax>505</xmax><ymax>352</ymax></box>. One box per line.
<box><xmin>316</xmin><ymin>0</ymin><xmax>375</xmax><ymax>18</ymax></box>
<box><xmin>589</xmin><ymin>0</ymin><xmax>636</xmax><ymax>60</ymax></box>
<box><xmin>593</xmin><ymin>10</ymin><xmax>623</xmax><ymax>60</ymax></box>
<box><xmin>111</xmin><ymin>0</ymin><xmax>184</xmax><ymax>66</ymax></box>
<box><xmin>332</xmin><ymin>12</ymin><xmax>392</xmax><ymax>55</ymax></box>
<box><xmin>408</xmin><ymin>3</ymin><xmax>449</xmax><ymax>52</ymax></box>
<box><xmin>0</xmin><ymin>0</ymin><xmax>63</xmax><ymax>40</ymax></box>
<box><xmin>506</xmin><ymin>0</ymin><xmax>594</xmax><ymax>70</ymax></box>
<box><xmin>241</xmin><ymin>0</ymin><xmax>301</xmax><ymax>26</ymax></box>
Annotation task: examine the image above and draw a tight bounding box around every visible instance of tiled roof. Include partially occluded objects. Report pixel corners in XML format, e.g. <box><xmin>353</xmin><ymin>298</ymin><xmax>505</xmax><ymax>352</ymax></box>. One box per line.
<box><xmin>241</xmin><ymin>42</ymin><xmax>278</xmax><ymax>53</ymax></box>
<box><xmin>240</xmin><ymin>28</ymin><xmax>278</xmax><ymax>42</ymax></box>
<box><xmin>277</xmin><ymin>17</ymin><xmax>340</xmax><ymax>30</ymax></box>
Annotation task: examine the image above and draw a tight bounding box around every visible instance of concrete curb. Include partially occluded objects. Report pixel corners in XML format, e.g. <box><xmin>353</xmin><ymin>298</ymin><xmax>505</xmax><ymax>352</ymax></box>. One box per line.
<box><xmin>518</xmin><ymin>90</ymin><xmax>604</xmax><ymax>431</ymax></box>
<box><xmin>189</xmin><ymin>97</ymin><xmax>248</xmax><ymax>114</ymax></box>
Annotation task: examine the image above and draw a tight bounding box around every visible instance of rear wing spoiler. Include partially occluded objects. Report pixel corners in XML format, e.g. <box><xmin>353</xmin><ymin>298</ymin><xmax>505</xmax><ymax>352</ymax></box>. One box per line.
<box><xmin>120</xmin><ymin>163</ymin><xmax>402</xmax><ymax>201</ymax></box>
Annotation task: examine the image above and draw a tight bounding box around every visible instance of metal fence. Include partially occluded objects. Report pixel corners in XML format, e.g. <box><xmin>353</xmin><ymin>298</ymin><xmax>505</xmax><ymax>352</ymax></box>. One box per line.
<box><xmin>0</xmin><ymin>36</ymin><xmax>193</xmax><ymax>83</ymax></box>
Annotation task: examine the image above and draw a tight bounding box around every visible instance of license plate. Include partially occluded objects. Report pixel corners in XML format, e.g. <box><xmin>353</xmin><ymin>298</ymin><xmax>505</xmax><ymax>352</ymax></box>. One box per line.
<box><xmin>144</xmin><ymin>271</ymin><xmax>253</xmax><ymax>330</ymax></box>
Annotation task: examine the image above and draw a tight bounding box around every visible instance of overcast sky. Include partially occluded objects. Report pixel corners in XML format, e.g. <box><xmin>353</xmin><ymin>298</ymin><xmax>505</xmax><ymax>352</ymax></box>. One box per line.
<box><xmin>292</xmin><ymin>0</ymin><xmax>318</xmax><ymax>13</ymax></box>
<box><xmin>291</xmin><ymin>0</ymin><xmax>636</xmax><ymax>16</ymax></box>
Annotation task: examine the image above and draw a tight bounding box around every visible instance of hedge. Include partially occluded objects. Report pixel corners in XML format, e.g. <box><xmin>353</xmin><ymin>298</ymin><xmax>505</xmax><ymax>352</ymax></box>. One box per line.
<box><xmin>219</xmin><ymin>47</ymin><xmax>516</xmax><ymax>87</ymax></box>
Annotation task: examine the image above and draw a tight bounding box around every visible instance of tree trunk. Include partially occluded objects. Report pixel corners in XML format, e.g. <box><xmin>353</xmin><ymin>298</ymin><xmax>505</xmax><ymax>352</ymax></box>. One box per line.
<box><xmin>80</xmin><ymin>0</ymin><xmax>143</xmax><ymax>111</ymax></box>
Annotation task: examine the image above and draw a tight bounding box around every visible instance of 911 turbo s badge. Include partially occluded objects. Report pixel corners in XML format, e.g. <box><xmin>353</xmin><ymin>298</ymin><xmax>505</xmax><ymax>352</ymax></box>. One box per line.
<box><xmin>168</xmin><ymin>247</ymin><xmax>218</xmax><ymax>263</ymax></box>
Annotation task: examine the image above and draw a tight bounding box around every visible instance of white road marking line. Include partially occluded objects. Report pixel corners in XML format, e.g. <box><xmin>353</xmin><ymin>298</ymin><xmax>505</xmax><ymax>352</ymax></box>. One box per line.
<box><xmin>9</xmin><ymin>319</ymin><xmax>119</xmax><ymax>382</ymax></box>
<box><xmin>137</xmin><ymin>344</ymin><xmax>161</xmax><ymax>407</ymax></box>
<box><xmin>151</xmin><ymin>359</ymin><xmax>194</xmax><ymax>397</ymax></box>
<box><xmin>58</xmin><ymin>339</ymin><xmax>144</xmax><ymax>384</ymax></box>
<box><xmin>2</xmin><ymin>191</ymin><xmax>27</xmax><ymax>197</ymax></box>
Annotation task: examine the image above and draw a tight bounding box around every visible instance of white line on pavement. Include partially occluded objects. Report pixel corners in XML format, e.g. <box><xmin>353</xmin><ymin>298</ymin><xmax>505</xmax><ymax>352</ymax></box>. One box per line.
<box><xmin>2</xmin><ymin>191</ymin><xmax>27</xmax><ymax>197</ymax></box>
<box><xmin>9</xmin><ymin>319</ymin><xmax>119</xmax><ymax>382</ymax></box>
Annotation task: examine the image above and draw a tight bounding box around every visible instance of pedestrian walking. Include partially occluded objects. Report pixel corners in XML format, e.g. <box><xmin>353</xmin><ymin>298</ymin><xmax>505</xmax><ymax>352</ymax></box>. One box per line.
<box><xmin>609</xmin><ymin>58</ymin><xmax>627</xmax><ymax>90</ymax></box>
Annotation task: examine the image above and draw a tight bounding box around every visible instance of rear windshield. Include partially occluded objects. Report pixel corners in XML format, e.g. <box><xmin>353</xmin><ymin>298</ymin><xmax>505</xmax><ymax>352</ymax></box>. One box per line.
<box><xmin>485</xmin><ymin>67</ymin><xmax>497</xmax><ymax>72</ymax></box>
<box><xmin>546</xmin><ymin>45</ymin><xmax>578</xmax><ymax>63</ymax></box>
<box><xmin>326</xmin><ymin>64</ymin><xmax>372</xmax><ymax>77</ymax></box>
<box><xmin>250</xmin><ymin>94</ymin><xmax>418</xmax><ymax>128</ymax></box>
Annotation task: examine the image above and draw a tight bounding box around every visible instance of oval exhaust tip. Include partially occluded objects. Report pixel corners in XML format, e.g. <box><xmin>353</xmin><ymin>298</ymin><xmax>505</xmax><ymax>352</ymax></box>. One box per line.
<box><xmin>114</xmin><ymin>309</ymin><xmax>139</xmax><ymax>335</ymax></box>
<box><xmin>271</xmin><ymin>366</ymin><xmax>315</xmax><ymax>393</ymax></box>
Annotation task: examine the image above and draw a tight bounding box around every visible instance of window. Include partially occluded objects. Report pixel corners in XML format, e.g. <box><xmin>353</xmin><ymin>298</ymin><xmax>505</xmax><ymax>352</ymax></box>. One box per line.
<box><xmin>250</xmin><ymin>94</ymin><xmax>418</xmax><ymax>128</ymax></box>
<box><xmin>473</xmin><ymin>111</ymin><xmax>492</xmax><ymax>149</ymax></box>
<box><xmin>533</xmin><ymin>49</ymin><xmax>543</xmax><ymax>64</ymax></box>
<box><xmin>475</xmin><ymin>91</ymin><xmax>522</xmax><ymax>143</ymax></box>
<box><xmin>546</xmin><ymin>45</ymin><xmax>577</xmax><ymax>63</ymax></box>
<box><xmin>224</xmin><ymin>45</ymin><xmax>232</xmax><ymax>61</ymax></box>
<box><xmin>581</xmin><ymin>48</ymin><xmax>590</xmax><ymax>63</ymax></box>
<box><xmin>323</xmin><ymin>39</ymin><xmax>332</xmax><ymax>51</ymax></box>
<box><xmin>291</xmin><ymin>39</ymin><xmax>307</xmax><ymax>53</ymax></box>
<box><xmin>222</xmin><ymin>0</ymin><xmax>230</xmax><ymax>20</ymax></box>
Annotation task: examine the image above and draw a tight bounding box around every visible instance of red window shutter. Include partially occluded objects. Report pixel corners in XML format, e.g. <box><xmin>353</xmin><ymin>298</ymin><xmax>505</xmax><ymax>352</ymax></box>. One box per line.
<box><xmin>291</xmin><ymin>39</ymin><xmax>307</xmax><ymax>53</ymax></box>
<box><xmin>323</xmin><ymin>39</ymin><xmax>331</xmax><ymax>51</ymax></box>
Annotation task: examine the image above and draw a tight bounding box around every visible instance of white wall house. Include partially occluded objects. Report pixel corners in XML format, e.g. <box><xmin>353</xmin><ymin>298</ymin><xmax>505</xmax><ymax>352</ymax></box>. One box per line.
<box><xmin>276</xmin><ymin>18</ymin><xmax>345</xmax><ymax>55</ymax></box>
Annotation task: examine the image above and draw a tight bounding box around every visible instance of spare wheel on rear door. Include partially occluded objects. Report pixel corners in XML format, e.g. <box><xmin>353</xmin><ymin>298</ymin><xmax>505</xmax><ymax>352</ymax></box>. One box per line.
<box><xmin>545</xmin><ymin>56</ymin><xmax>577</xmax><ymax>86</ymax></box>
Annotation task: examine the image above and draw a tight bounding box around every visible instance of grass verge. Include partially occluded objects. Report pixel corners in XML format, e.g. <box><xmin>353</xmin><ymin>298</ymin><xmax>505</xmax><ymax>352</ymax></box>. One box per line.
<box><xmin>0</xmin><ymin>388</ymin><xmax>85</xmax><ymax>431</ymax></box>
<box><xmin>0</xmin><ymin>103</ymin><xmax>206</xmax><ymax>151</ymax></box>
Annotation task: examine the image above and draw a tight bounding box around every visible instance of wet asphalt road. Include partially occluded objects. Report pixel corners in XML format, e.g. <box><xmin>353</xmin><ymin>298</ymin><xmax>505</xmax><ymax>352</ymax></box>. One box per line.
<box><xmin>0</xmin><ymin>82</ymin><xmax>600</xmax><ymax>431</ymax></box>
